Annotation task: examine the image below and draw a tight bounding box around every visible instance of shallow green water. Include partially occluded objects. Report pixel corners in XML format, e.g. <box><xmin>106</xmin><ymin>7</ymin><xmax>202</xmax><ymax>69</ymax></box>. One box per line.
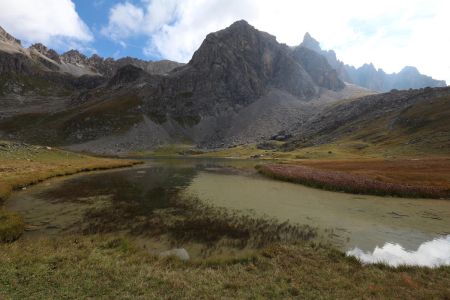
<box><xmin>6</xmin><ymin>158</ymin><xmax>450</xmax><ymax>253</ymax></box>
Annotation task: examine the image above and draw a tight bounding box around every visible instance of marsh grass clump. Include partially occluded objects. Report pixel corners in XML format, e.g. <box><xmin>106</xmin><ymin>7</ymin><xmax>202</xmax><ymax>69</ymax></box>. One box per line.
<box><xmin>168</xmin><ymin>197</ymin><xmax>317</xmax><ymax>248</ymax></box>
<box><xmin>0</xmin><ymin>210</ymin><xmax>25</xmax><ymax>242</ymax></box>
<box><xmin>0</xmin><ymin>182</ymin><xmax>12</xmax><ymax>202</ymax></box>
<box><xmin>78</xmin><ymin>193</ymin><xmax>317</xmax><ymax>250</ymax></box>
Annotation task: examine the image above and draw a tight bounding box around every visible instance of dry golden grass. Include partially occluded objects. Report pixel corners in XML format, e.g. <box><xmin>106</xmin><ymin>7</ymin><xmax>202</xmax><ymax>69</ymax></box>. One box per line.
<box><xmin>0</xmin><ymin>140</ymin><xmax>140</xmax><ymax>242</ymax></box>
<box><xmin>0</xmin><ymin>235</ymin><xmax>449</xmax><ymax>299</ymax></box>
<box><xmin>0</xmin><ymin>141</ymin><xmax>140</xmax><ymax>202</ymax></box>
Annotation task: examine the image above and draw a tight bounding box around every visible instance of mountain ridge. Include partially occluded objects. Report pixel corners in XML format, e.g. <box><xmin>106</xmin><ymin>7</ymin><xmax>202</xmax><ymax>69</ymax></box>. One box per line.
<box><xmin>0</xmin><ymin>26</ymin><xmax>183</xmax><ymax>79</ymax></box>
<box><xmin>299</xmin><ymin>33</ymin><xmax>447</xmax><ymax>92</ymax></box>
<box><xmin>0</xmin><ymin>20</ymin><xmax>372</xmax><ymax>153</ymax></box>
<box><xmin>2</xmin><ymin>20</ymin><xmax>447</xmax><ymax>156</ymax></box>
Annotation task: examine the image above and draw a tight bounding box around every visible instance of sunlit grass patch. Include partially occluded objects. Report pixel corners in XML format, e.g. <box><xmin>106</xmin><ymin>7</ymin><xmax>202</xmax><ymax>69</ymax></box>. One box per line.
<box><xmin>0</xmin><ymin>141</ymin><xmax>140</xmax><ymax>203</ymax></box>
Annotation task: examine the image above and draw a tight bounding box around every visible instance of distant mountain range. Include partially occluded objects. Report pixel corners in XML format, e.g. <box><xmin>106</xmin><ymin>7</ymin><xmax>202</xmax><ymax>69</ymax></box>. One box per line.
<box><xmin>300</xmin><ymin>33</ymin><xmax>446</xmax><ymax>92</ymax></box>
<box><xmin>0</xmin><ymin>26</ymin><xmax>183</xmax><ymax>79</ymax></box>
<box><xmin>0</xmin><ymin>21</ymin><xmax>448</xmax><ymax>155</ymax></box>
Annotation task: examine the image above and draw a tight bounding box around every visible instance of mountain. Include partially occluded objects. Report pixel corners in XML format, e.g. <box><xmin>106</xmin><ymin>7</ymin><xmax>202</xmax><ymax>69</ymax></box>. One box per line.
<box><xmin>0</xmin><ymin>25</ymin><xmax>182</xmax><ymax>92</ymax></box>
<box><xmin>300</xmin><ymin>33</ymin><xmax>447</xmax><ymax>92</ymax></box>
<box><xmin>0</xmin><ymin>25</ymin><xmax>182</xmax><ymax>122</ymax></box>
<box><xmin>0</xmin><ymin>21</ymin><xmax>372</xmax><ymax>153</ymax></box>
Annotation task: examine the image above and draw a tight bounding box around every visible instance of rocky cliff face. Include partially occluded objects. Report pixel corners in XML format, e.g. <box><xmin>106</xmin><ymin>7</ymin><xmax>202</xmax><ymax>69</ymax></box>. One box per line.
<box><xmin>292</xmin><ymin>46</ymin><xmax>344</xmax><ymax>91</ymax></box>
<box><xmin>144</xmin><ymin>21</ymin><xmax>344</xmax><ymax>113</ymax></box>
<box><xmin>300</xmin><ymin>33</ymin><xmax>447</xmax><ymax>92</ymax></box>
<box><xmin>300</xmin><ymin>33</ymin><xmax>352</xmax><ymax>83</ymax></box>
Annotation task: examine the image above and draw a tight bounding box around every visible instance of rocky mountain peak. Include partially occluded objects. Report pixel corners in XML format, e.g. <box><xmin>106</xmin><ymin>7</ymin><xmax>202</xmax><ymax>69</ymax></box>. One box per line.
<box><xmin>181</xmin><ymin>20</ymin><xmax>345</xmax><ymax>108</ymax></box>
<box><xmin>360</xmin><ymin>63</ymin><xmax>377</xmax><ymax>72</ymax></box>
<box><xmin>29</xmin><ymin>43</ymin><xmax>48</xmax><ymax>53</ymax></box>
<box><xmin>89</xmin><ymin>54</ymin><xmax>104</xmax><ymax>63</ymax></box>
<box><xmin>301</xmin><ymin>32</ymin><xmax>321</xmax><ymax>53</ymax></box>
<box><xmin>29</xmin><ymin>43</ymin><xmax>60</xmax><ymax>62</ymax></box>
<box><xmin>400</xmin><ymin>66</ymin><xmax>419</xmax><ymax>75</ymax></box>
<box><xmin>228</xmin><ymin>19</ymin><xmax>252</xmax><ymax>29</ymax></box>
<box><xmin>300</xmin><ymin>34</ymin><xmax>446</xmax><ymax>91</ymax></box>
<box><xmin>0</xmin><ymin>26</ymin><xmax>21</xmax><ymax>45</ymax></box>
<box><xmin>61</xmin><ymin>49</ymin><xmax>88</xmax><ymax>65</ymax></box>
<box><xmin>189</xmin><ymin>19</ymin><xmax>277</xmax><ymax>69</ymax></box>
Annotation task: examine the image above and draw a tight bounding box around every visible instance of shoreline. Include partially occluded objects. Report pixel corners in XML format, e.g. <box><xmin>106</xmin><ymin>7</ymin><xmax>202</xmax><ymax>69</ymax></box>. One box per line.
<box><xmin>0</xmin><ymin>142</ymin><xmax>142</xmax><ymax>203</ymax></box>
<box><xmin>0</xmin><ymin>141</ymin><xmax>142</xmax><ymax>242</ymax></box>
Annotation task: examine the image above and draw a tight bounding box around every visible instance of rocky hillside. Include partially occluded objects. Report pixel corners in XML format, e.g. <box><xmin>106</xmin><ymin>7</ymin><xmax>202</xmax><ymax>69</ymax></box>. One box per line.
<box><xmin>300</xmin><ymin>33</ymin><xmax>446</xmax><ymax>92</ymax></box>
<box><xmin>0</xmin><ymin>21</ymin><xmax>372</xmax><ymax>153</ymax></box>
<box><xmin>0</xmin><ymin>25</ymin><xmax>183</xmax><ymax>121</ymax></box>
<box><xmin>281</xmin><ymin>86</ymin><xmax>450</xmax><ymax>154</ymax></box>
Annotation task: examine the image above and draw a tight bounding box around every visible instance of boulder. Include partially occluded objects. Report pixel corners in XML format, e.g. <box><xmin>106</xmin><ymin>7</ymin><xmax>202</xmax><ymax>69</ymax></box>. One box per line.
<box><xmin>159</xmin><ymin>248</ymin><xmax>190</xmax><ymax>261</ymax></box>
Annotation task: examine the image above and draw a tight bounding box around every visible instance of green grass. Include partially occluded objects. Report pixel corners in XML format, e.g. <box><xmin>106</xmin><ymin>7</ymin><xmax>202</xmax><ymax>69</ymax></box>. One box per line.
<box><xmin>0</xmin><ymin>210</ymin><xmax>24</xmax><ymax>242</ymax></box>
<box><xmin>0</xmin><ymin>235</ymin><xmax>449</xmax><ymax>299</ymax></box>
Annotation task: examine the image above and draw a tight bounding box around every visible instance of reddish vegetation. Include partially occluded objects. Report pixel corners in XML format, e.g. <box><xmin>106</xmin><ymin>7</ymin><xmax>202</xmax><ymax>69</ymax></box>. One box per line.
<box><xmin>258</xmin><ymin>161</ymin><xmax>450</xmax><ymax>199</ymax></box>
<box><xmin>300</xmin><ymin>158</ymin><xmax>450</xmax><ymax>190</ymax></box>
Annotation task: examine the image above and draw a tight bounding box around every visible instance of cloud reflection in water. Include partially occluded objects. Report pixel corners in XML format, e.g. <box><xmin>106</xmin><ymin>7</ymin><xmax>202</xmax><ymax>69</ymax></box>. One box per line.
<box><xmin>347</xmin><ymin>235</ymin><xmax>450</xmax><ymax>267</ymax></box>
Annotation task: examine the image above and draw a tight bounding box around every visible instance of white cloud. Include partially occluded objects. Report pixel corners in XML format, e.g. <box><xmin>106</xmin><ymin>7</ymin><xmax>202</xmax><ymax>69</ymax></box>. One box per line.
<box><xmin>0</xmin><ymin>0</ymin><xmax>93</xmax><ymax>49</ymax></box>
<box><xmin>347</xmin><ymin>235</ymin><xmax>450</xmax><ymax>267</ymax></box>
<box><xmin>100</xmin><ymin>2</ymin><xmax>145</xmax><ymax>42</ymax></box>
<box><xmin>102</xmin><ymin>0</ymin><xmax>449</xmax><ymax>84</ymax></box>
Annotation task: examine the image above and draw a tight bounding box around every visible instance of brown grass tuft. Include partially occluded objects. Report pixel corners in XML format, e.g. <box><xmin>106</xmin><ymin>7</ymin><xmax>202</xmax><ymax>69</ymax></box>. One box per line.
<box><xmin>0</xmin><ymin>210</ymin><xmax>24</xmax><ymax>242</ymax></box>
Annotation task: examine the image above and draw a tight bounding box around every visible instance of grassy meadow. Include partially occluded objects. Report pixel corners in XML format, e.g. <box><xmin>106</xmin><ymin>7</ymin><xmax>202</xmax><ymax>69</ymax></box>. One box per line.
<box><xmin>1</xmin><ymin>140</ymin><xmax>449</xmax><ymax>298</ymax></box>
<box><xmin>1</xmin><ymin>234</ymin><xmax>449</xmax><ymax>299</ymax></box>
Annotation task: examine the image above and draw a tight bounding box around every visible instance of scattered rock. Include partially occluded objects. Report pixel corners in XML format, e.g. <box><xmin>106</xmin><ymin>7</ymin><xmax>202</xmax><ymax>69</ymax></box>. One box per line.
<box><xmin>159</xmin><ymin>248</ymin><xmax>190</xmax><ymax>261</ymax></box>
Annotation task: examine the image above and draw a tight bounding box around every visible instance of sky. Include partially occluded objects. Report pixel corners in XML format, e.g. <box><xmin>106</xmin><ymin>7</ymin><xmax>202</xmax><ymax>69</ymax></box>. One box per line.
<box><xmin>0</xmin><ymin>0</ymin><xmax>448</xmax><ymax>84</ymax></box>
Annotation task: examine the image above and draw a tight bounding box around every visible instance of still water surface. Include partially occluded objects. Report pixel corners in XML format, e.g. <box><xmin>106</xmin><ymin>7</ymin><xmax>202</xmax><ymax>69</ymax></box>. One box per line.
<box><xmin>6</xmin><ymin>158</ymin><xmax>450</xmax><ymax>266</ymax></box>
